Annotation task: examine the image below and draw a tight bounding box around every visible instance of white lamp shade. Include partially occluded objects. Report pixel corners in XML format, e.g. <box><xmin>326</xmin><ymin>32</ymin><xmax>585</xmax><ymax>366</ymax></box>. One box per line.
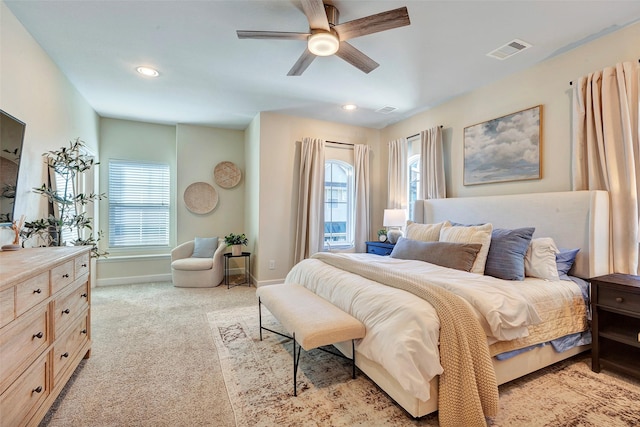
<box><xmin>383</xmin><ymin>209</ymin><xmax>407</xmax><ymax>227</ymax></box>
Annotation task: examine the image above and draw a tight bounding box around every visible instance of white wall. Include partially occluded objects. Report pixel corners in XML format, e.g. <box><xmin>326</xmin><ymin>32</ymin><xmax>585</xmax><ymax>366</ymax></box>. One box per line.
<box><xmin>0</xmin><ymin>2</ymin><xmax>99</xmax><ymax>246</ymax></box>
<box><xmin>255</xmin><ymin>112</ymin><xmax>382</xmax><ymax>286</ymax></box>
<box><xmin>381</xmin><ymin>21</ymin><xmax>640</xmax><ymax>198</ymax></box>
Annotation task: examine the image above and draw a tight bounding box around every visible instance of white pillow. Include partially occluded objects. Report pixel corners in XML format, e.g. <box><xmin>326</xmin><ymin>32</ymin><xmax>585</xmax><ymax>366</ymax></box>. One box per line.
<box><xmin>524</xmin><ymin>237</ymin><xmax>560</xmax><ymax>281</ymax></box>
<box><xmin>405</xmin><ymin>221</ymin><xmax>445</xmax><ymax>242</ymax></box>
<box><xmin>439</xmin><ymin>221</ymin><xmax>493</xmax><ymax>274</ymax></box>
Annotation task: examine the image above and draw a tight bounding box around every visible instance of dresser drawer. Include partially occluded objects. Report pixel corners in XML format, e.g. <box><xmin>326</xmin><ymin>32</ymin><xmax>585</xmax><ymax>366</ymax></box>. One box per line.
<box><xmin>597</xmin><ymin>286</ymin><xmax>640</xmax><ymax>313</ymax></box>
<box><xmin>15</xmin><ymin>273</ymin><xmax>49</xmax><ymax>317</ymax></box>
<box><xmin>0</xmin><ymin>287</ymin><xmax>14</xmax><ymax>328</ymax></box>
<box><xmin>0</xmin><ymin>307</ymin><xmax>48</xmax><ymax>391</ymax></box>
<box><xmin>53</xmin><ymin>313</ymin><xmax>89</xmax><ymax>384</ymax></box>
<box><xmin>0</xmin><ymin>354</ymin><xmax>49</xmax><ymax>427</ymax></box>
<box><xmin>54</xmin><ymin>280</ymin><xmax>89</xmax><ymax>337</ymax></box>
<box><xmin>51</xmin><ymin>260</ymin><xmax>75</xmax><ymax>294</ymax></box>
<box><xmin>75</xmin><ymin>252</ymin><xmax>90</xmax><ymax>279</ymax></box>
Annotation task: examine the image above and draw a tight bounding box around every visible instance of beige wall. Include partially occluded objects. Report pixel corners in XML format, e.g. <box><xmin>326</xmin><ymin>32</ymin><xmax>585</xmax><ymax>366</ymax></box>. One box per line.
<box><xmin>96</xmin><ymin>118</ymin><xmax>176</xmax><ymax>285</ymax></box>
<box><xmin>176</xmin><ymin>124</ymin><xmax>245</xmax><ymax>244</ymax></box>
<box><xmin>381</xmin><ymin>21</ymin><xmax>640</xmax><ymax>199</ymax></box>
<box><xmin>0</xmin><ymin>2</ymin><xmax>99</xmax><ymax>246</ymax></box>
<box><xmin>245</xmin><ymin>114</ymin><xmax>261</xmax><ymax>281</ymax></box>
<box><xmin>255</xmin><ymin>112</ymin><xmax>383</xmax><ymax>286</ymax></box>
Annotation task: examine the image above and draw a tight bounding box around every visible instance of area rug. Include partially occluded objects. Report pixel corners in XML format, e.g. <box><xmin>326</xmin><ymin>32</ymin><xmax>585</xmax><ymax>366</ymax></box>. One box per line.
<box><xmin>208</xmin><ymin>306</ymin><xmax>640</xmax><ymax>427</ymax></box>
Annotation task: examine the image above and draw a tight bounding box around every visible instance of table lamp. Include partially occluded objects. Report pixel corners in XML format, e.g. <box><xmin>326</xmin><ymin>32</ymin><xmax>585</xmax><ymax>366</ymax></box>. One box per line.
<box><xmin>383</xmin><ymin>209</ymin><xmax>407</xmax><ymax>244</ymax></box>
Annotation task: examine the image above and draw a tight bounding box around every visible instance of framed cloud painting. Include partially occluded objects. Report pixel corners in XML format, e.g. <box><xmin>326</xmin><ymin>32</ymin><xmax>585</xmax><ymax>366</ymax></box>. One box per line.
<box><xmin>464</xmin><ymin>105</ymin><xmax>542</xmax><ymax>185</ymax></box>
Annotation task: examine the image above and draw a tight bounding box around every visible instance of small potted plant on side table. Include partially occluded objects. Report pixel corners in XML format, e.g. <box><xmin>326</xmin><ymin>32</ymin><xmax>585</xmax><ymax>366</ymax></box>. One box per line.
<box><xmin>225</xmin><ymin>233</ymin><xmax>248</xmax><ymax>256</ymax></box>
<box><xmin>377</xmin><ymin>228</ymin><xmax>388</xmax><ymax>242</ymax></box>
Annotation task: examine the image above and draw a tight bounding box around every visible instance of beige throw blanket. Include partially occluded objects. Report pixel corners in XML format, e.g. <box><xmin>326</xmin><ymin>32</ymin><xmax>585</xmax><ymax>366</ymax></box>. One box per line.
<box><xmin>313</xmin><ymin>253</ymin><xmax>499</xmax><ymax>427</ymax></box>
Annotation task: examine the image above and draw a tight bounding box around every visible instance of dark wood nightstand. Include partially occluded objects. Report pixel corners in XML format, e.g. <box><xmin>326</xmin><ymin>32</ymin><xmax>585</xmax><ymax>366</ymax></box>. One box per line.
<box><xmin>365</xmin><ymin>241</ymin><xmax>395</xmax><ymax>256</ymax></box>
<box><xmin>591</xmin><ymin>273</ymin><xmax>640</xmax><ymax>379</ymax></box>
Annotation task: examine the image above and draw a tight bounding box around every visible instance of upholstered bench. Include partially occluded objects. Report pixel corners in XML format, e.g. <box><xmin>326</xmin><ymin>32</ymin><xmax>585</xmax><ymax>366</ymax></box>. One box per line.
<box><xmin>255</xmin><ymin>283</ymin><xmax>366</xmax><ymax>396</ymax></box>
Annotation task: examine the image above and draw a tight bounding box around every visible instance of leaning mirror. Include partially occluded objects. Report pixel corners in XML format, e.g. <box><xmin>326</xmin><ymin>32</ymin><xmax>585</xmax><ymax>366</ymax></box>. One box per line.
<box><xmin>0</xmin><ymin>110</ymin><xmax>26</xmax><ymax>225</ymax></box>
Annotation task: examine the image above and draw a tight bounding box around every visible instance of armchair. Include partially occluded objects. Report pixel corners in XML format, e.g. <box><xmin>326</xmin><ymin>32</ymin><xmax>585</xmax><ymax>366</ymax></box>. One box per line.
<box><xmin>171</xmin><ymin>238</ymin><xmax>226</xmax><ymax>287</ymax></box>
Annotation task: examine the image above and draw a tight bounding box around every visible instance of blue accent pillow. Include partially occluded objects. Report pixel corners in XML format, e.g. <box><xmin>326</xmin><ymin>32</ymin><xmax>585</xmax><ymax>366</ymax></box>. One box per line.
<box><xmin>556</xmin><ymin>248</ymin><xmax>580</xmax><ymax>277</ymax></box>
<box><xmin>484</xmin><ymin>227</ymin><xmax>535</xmax><ymax>281</ymax></box>
<box><xmin>192</xmin><ymin>237</ymin><xmax>218</xmax><ymax>258</ymax></box>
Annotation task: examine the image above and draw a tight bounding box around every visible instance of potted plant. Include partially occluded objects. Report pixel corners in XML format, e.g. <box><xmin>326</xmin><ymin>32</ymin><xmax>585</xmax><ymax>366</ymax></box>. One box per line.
<box><xmin>224</xmin><ymin>233</ymin><xmax>248</xmax><ymax>256</ymax></box>
<box><xmin>21</xmin><ymin>138</ymin><xmax>107</xmax><ymax>258</ymax></box>
<box><xmin>377</xmin><ymin>228</ymin><xmax>387</xmax><ymax>242</ymax></box>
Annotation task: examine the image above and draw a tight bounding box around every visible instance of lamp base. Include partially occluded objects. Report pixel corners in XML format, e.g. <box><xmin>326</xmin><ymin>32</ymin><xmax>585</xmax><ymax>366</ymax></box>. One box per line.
<box><xmin>387</xmin><ymin>229</ymin><xmax>403</xmax><ymax>244</ymax></box>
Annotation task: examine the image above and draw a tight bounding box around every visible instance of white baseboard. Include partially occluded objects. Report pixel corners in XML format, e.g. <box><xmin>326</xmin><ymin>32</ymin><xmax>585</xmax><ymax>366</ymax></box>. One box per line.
<box><xmin>96</xmin><ymin>273</ymin><xmax>173</xmax><ymax>287</ymax></box>
<box><xmin>254</xmin><ymin>278</ymin><xmax>286</xmax><ymax>288</ymax></box>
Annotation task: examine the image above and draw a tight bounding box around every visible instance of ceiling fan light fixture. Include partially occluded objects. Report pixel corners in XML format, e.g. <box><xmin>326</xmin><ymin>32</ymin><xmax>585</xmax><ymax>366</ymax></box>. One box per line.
<box><xmin>307</xmin><ymin>32</ymin><xmax>339</xmax><ymax>56</ymax></box>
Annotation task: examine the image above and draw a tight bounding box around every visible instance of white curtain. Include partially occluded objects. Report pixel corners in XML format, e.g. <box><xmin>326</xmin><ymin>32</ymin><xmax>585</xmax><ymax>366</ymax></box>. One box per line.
<box><xmin>294</xmin><ymin>137</ymin><xmax>325</xmax><ymax>263</ymax></box>
<box><xmin>387</xmin><ymin>138</ymin><xmax>408</xmax><ymax>209</ymax></box>
<box><xmin>572</xmin><ymin>61</ymin><xmax>639</xmax><ymax>274</ymax></box>
<box><xmin>419</xmin><ymin>126</ymin><xmax>446</xmax><ymax>200</ymax></box>
<box><xmin>353</xmin><ymin>144</ymin><xmax>370</xmax><ymax>253</ymax></box>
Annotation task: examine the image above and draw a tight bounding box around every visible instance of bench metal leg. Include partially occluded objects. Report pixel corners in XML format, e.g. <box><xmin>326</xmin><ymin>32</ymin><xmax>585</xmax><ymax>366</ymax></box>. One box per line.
<box><xmin>258</xmin><ymin>297</ymin><xmax>263</xmax><ymax>341</ymax></box>
<box><xmin>293</xmin><ymin>332</ymin><xmax>302</xmax><ymax>397</ymax></box>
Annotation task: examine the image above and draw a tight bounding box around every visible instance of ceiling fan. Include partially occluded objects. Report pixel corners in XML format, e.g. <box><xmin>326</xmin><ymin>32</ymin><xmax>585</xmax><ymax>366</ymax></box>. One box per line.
<box><xmin>236</xmin><ymin>0</ymin><xmax>410</xmax><ymax>76</ymax></box>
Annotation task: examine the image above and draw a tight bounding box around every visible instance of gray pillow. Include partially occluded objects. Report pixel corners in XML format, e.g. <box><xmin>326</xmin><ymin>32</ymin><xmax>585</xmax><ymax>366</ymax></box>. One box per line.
<box><xmin>484</xmin><ymin>227</ymin><xmax>535</xmax><ymax>280</ymax></box>
<box><xmin>192</xmin><ymin>237</ymin><xmax>218</xmax><ymax>258</ymax></box>
<box><xmin>390</xmin><ymin>237</ymin><xmax>482</xmax><ymax>272</ymax></box>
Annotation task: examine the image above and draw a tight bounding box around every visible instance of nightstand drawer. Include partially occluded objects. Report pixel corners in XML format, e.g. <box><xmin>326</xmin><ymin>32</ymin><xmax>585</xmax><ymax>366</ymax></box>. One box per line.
<box><xmin>365</xmin><ymin>241</ymin><xmax>395</xmax><ymax>256</ymax></box>
<box><xmin>597</xmin><ymin>286</ymin><xmax>640</xmax><ymax>313</ymax></box>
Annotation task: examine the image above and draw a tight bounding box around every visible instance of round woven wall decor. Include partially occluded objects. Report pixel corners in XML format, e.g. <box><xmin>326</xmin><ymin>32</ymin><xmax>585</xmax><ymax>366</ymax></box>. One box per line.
<box><xmin>214</xmin><ymin>161</ymin><xmax>242</xmax><ymax>189</ymax></box>
<box><xmin>183</xmin><ymin>182</ymin><xmax>218</xmax><ymax>214</ymax></box>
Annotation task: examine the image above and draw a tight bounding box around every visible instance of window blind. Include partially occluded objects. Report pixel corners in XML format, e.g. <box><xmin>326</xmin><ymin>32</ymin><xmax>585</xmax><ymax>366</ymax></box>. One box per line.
<box><xmin>108</xmin><ymin>160</ymin><xmax>170</xmax><ymax>247</ymax></box>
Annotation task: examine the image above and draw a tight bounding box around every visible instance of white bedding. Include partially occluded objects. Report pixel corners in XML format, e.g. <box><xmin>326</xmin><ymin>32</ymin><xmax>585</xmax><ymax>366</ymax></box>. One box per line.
<box><xmin>285</xmin><ymin>252</ymin><xmax>587</xmax><ymax>402</ymax></box>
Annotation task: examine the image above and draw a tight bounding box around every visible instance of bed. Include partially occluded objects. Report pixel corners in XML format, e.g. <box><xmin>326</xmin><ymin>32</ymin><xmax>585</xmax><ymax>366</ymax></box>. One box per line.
<box><xmin>283</xmin><ymin>190</ymin><xmax>611</xmax><ymax>420</ymax></box>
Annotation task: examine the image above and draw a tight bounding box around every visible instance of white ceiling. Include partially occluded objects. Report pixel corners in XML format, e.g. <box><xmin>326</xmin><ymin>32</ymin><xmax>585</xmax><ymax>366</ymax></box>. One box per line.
<box><xmin>6</xmin><ymin>1</ymin><xmax>640</xmax><ymax>130</ymax></box>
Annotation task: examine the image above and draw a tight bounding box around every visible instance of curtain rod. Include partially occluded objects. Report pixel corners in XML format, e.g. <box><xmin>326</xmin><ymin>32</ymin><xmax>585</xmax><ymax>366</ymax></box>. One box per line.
<box><xmin>326</xmin><ymin>140</ymin><xmax>354</xmax><ymax>146</ymax></box>
<box><xmin>407</xmin><ymin>125</ymin><xmax>443</xmax><ymax>140</ymax></box>
<box><xmin>569</xmin><ymin>59</ymin><xmax>640</xmax><ymax>86</ymax></box>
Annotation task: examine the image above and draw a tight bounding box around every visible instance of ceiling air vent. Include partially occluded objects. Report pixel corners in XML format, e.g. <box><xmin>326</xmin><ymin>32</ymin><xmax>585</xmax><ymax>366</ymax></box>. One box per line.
<box><xmin>486</xmin><ymin>39</ymin><xmax>532</xmax><ymax>60</ymax></box>
<box><xmin>376</xmin><ymin>106</ymin><xmax>397</xmax><ymax>114</ymax></box>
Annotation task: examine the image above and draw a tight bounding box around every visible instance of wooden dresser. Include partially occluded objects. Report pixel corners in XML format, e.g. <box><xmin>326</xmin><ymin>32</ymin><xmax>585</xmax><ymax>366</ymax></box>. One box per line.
<box><xmin>0</xmin><ymin>246</ymin><xmax>91</xmax><ymax>427</ymax></box>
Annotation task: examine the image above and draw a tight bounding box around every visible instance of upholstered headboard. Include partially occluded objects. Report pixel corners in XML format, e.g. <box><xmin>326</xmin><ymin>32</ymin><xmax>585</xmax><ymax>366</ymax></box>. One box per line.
<box><xmin>413</xmin><ymin>190</ymin><xmax>610</xmax><ymax>279</ymax></box>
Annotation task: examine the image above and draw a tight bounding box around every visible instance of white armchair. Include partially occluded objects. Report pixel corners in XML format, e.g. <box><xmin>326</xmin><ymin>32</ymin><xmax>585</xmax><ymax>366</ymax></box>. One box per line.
<box><xmin>171</xmin><ymin>238</ymin><xmax>226</xmax><ymax>287</ymax></box>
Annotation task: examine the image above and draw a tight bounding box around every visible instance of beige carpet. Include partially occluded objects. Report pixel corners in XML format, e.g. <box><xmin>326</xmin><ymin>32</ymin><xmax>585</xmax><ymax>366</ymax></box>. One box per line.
<box><xmin>209</xmin><ymin>304</ymin><xmax>640</xmax><ymax>427</ymax></box>
<box><xmin>41</xmin><ymin>281</ymin><xmax>640</xmax><ymax>426</ymax></box>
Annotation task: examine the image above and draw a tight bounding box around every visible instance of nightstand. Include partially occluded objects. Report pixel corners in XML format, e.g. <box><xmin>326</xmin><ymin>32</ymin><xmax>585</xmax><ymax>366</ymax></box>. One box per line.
<box><xmin>365</xmin><ymin>241</ymin><xmax>395</xmax><ymax>256</ymax></box>
<box><xmin>591</xmin><ymin>273</ymin><xmax>640</xmax><ymax>379</ymax></box>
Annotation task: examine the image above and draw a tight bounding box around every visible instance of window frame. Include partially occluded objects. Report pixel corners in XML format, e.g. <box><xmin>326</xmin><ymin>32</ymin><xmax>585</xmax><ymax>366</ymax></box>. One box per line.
<box><xmin>323</xmin><ymin>159</ymin><xmax>354</xmax><ymax>250</ymax></box>
<box><xmin>107</xmin><ymin>159</ymin><xmax>170</xmax><ymax>249</ymax></box>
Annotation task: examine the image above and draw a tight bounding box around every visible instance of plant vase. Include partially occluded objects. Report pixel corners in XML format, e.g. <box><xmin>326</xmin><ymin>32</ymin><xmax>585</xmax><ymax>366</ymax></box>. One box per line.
<box><xmin>232</xmin><ymin>244</ymin><xmax>242</xmax><ymax>256</ymax></box>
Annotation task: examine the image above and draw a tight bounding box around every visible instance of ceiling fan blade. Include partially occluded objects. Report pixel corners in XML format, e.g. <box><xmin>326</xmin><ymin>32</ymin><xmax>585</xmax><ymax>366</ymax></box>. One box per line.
<box><xmin>287</xmin><ymin>49</ymin><xmax>317</xmax><ymax>76</ymax></box>
<box><xmin>237</xmin><ymin>30</ymin><xmax>309</xmax><ymax>41</ymax></box>
<box><xmin>334</xmin><ymin>7</ymin><xmax>410</xmax><ymax>41</ymax></box>
<box><xmin>335</xmin><ymin>42</ymin><xmax>379</xmax><ymax>74</ymax></box>
<box><xmin>301</xmin><ymin>0</ymin><xmax>330</xmax><ymax>31</ymax></box>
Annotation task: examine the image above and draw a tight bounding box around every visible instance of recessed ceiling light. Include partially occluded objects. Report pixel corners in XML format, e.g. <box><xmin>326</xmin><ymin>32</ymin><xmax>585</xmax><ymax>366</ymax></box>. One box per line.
<box><xmin>136</xmin><ymin>66</ymin><xmax>159</xmax><ymax>77</ymax></box>
<box><xmin>342</xmin><ymin>104</ymin><xmax>357</xmax><ymax>111</ymax></box>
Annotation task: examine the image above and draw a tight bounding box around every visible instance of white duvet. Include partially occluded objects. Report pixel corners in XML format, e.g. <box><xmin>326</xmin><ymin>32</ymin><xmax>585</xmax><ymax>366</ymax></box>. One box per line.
<box><xmin>285</xmin><ymin>253</ymin><xmax>583</xmax><ymax>401</ymax></box>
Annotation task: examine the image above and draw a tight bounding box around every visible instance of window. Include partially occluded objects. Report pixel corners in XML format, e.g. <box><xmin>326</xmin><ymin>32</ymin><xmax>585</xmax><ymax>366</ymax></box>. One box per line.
<box><xmin>324</xmin><ymin>160</ymin><xmax>353</xmax><ymax>248</ymax></box>
<box><xmin>408</xmin><ymin>154</ymin><xmax>420</xmax><ymax>221</ymax></box>
<box><xmin>108</xmin><ymin>160</ymin><xmax>170</xmax><ymax>247</ymax></box>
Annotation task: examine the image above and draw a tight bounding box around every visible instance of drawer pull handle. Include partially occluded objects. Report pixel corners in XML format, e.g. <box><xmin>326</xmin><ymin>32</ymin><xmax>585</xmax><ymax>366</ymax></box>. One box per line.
<box><xmin>62</xmin><ymin>308</ymin><xmax>70</xmax><ymax>314</ymax></box>
<box><xmin>32</xmin><ymin>386</ymin><xmax>43</xmax><ymax>394</ymax></box>
<box><xmin>81</xmin><ymin>329</ymin><xmax>87</xmax><ymax>334</ymax></box>
<box><xmin>61</xmin><ymin>352</ymin><xmax>69</xmax><ymax>358</ymax></box>
<box><xmin>33</xmin><ymin>288</ymin><xmax>42</xmax><ymax>294</ymax></box>
<box><xmin>81</xmin><ymin>293</ymin><xmax>88</xmax><ymax>298</ymax></box>
<box><xmin>62</xmin><ymin>273</ymin><xmax>70</xmax><ymax>278</ymax></box>
<box><xmin>33</xmin><ymin>332</ymin><xmax>44</xmax><ymax>339</ymax></box>
<box><xmin>615</xmin><ymin>297</ymin><xmax>624</xmax><ymax>303</ymax></box>
<box><xmin>81</xmin><ymin>263</ymin><xmax>87</xmax><ymax>267</ymax></box>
